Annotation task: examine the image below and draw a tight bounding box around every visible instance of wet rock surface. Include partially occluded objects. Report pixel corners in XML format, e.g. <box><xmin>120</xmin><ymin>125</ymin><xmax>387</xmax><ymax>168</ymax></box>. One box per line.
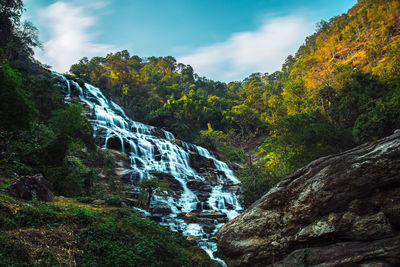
<box><xmin>190</xmin><ymin>153</ymin><xmax>216</xmax><ymax>173</ymax></box>
<box><xmin>8</xmin><ymin>174</ymin><xmax>54</xmax><ymax>202</ymax></box>
<box><xmin>217</xmin><ymin>133</ymin><xmax>400</xmax><ymax>266</ymax></box>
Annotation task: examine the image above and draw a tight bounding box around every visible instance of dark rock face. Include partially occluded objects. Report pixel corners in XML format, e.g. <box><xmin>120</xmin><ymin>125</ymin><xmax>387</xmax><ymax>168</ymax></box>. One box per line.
<box><xmin>222</xmin><ymin>185</ymin><xmax>241</xmax><ymax>195</ymax></box>
<box><xmin>171</xmin><ymin>139</ymin><xmax>183</xmax><ymax>147</ymax></box>
<box><xmin>217</xmin><ymin>133</ymin><xmax>400</xmax><ymax>266</ymax></box>
<box><xmin>187</xmin><ymin>180</ymin><xmax>212</xmax><ymax>192</ymax></box>
<box><xmin>150</xmin><ymin>127</ymin><xmax>165</xmax><ymax>139</ymax></box>
<box><xmin>106</xmin><ymin>136</ymin><xmax>123</xmax><ymax>151</ymax></box>
<box><xmin>189</xmin><ymin>153</ymin><xmax>215</xmax><ymax>173</ymax></box>
<box><xmin>152</xmin><ymin>172</ymin><xmax>184</xmax><ymax>193</ymax></box>
<box><xmin>8</xmin><ymin>174</ymin><xmax>54</xmax><ymax>202</ymax></box>
<box><xmin>151</xmin><ymin>202</ymin><xmax>173</xmax><ymax>215</ymax></box>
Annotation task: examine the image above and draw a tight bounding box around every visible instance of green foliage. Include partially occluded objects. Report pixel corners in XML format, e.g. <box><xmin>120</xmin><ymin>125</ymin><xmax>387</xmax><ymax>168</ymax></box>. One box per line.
<box><xmin>138</xmin><ymin>177</ymin><xmax>161</xmax><ymax>191</ymax></box>
<box><xmin>224</xmin><ymin>104</ymin><xmax>262</xmax><ymax>136</ymax></box>
<box><xmin>76</xmin><ymin>211</ymin><xmax>192</xmax><ymax>266</ymax></box>
<box><xmin>82</xmin><ymin>147</ymin><xmax>116</xmax><ymax>169</ymax></box>
<box><xmin>352</xmin><ymin>113</ymin><xmax>384</xmax><ymax>143</ymax></box>
<box><xmin>0</xmin><ymin>131</ymin><xmax>14</xmax><ymax>172</ymax></box>
<box><xmin>262</xmin><ymin>110</ymin><xmax>353</xmax><ymax>170</ymax></box>
<box><xmin>197</xmin><ymin>123</ymin><xmax>224</xmax><ymax>151</ymax></box>
<box><xmin>76</xmin><ymin>196</ymin><xmax>95</xmax><ymax>204</ymax></box>
<box><xmin>14</xmin><ymin>199</ymin><xmax>61</xmax><ymax>227</ymax></box>
<box><xmin>29</xmin><ymin>78</ymin><xmax>64</xmax><ymax>121</ymax></box>
<box><xmin>69</xmin><ymin>52</ymin><xmax>236</xmax><ymax>141</ymax></box>
<box><xmin>68</xmin><ymin>34</ymin><xmax>400</xmax><ymax>207</ymax></box>
<box><xmin>0</xmin><ymin>0</ymin><xmax>41</xmax><ymax>63</ymax></box>
<box><xmin>0</xmin><ymin>195</ymin><xmax>214</xmax><ymax>266</ymax></box>
<box><xmin>45</xmin><ymin>157</ymin><xmax>97</xmax><ymax>197</ymax></box>
<box><xmin>65</xmin><ymin>206</ymin><xmax>97</xmax><ymax>225</ymax></box>
<box><xmin>0</xmin><ymin>65</ymin><xmax>38</xmax><ymax>132</ymax></box>
<box><xmin>138</xmin><ymin>177</ymin><xmax>168</xmax><ymax>210</ymax></box>
<box><xmin>49</xmin><ymin>104</ymin><xmax>95</xmax><ymax>149</ymax></box>
<box><xmin>0</xmin><ymin>235</ymin><xmax>32</xmax><ymax>267</ymax></box>
<box><xmin>105</xmin><ymin>196</ymin><xmax>123</xmax><ymax>206</ymax></box>
<box><xmin>10</xmin><ymin>122</ymin><xmax>56</xmax><ymax>174</ymax></box>
<box><xmin>215</xmin><ymin>142</ymin><xmax>246</xmax><ymax>163</ymax></box>
<box><xmin>197</xmin><ymin>125</ymin><xmax>247</xmax><ymax>163</ymax></box>
<box><xmin>329</xmin><ymin>72</ymin><xmax>400</xmax><ymax>144</ymax></box>
<box><xmin>237</xmin><ymin>164</ymin><xmax>270</xmax><ymax>208</ymax></box>
<box><xmin>330</xmin><ymin>71</ymin><xmax>387</xmax><ymax>128</ymax></box>
<box><xmin>0</xmin><ymin>63</ymin><xmax>102</xmax><ymax>198</ymax></box>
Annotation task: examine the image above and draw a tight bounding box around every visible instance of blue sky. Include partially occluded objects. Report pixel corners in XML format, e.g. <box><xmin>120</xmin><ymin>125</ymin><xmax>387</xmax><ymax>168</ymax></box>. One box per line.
<box><xmin>24</xmin><ymin>0</ymin><xmax>357</xmax><ymax>82</ymax></box>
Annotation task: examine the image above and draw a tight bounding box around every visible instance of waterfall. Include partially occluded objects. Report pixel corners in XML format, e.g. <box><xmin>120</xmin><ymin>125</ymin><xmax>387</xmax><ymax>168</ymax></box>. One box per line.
<box><xmin>53</xmin><ymin>73</ymin><xmax>243</xmax><ymax>264</ymax></box>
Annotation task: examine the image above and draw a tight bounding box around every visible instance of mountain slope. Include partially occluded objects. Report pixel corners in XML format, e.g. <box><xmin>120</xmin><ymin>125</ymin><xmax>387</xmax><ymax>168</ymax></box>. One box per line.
<box><xmin>285</xmin><ymin>0</ymin><xmax>400</xmax><ymax>102</ymax></box>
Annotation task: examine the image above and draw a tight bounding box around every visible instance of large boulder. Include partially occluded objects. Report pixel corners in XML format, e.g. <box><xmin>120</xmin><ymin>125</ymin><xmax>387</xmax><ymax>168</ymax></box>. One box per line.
<box><xmin>187</xmin><ymin>180</ymin><xmax>212</xmax><ymax>192</ymax></box>
<box><xmin>8</xmin><ymin>174</ymin><xmax>54</xmax><ymax>202</ymax></box>
<box><xmin>217</xmin><ymin>133</ymin><xmax>400</xmax><ymax>266</ymax></box>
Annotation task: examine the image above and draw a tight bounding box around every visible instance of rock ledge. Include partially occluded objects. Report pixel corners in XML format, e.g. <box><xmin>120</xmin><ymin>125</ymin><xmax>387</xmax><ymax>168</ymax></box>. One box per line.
<box><xmin>217</xmin><ymin>133</ymin><xmax>400</xmax><ymax>266</ymax></box>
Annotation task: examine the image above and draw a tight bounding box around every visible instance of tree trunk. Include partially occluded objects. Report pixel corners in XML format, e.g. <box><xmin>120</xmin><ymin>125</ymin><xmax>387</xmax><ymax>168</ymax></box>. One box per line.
<box><xmin>147</xmin><ymin>189</ymin><xmax>153</xmax><ymax>211</ymax></box>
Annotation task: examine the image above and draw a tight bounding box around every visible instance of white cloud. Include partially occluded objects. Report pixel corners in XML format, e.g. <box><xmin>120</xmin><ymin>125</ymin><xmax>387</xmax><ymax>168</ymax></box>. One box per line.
<box><xmin>34</xmin><ymin>1</ymin><xmax>114</xmax><ymax>73</ymax></box>
<box><xmin>178</xmin><ymin>15</ymin><xmax>315</xmax><ymax>82</ymax></box>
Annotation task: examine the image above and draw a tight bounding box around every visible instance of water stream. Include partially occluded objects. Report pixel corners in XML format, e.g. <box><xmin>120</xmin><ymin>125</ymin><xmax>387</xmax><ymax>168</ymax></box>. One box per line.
<box><xmin>53</xmin><ymin>73</ymin><xmax>243</xmax><ymax>265</ymax></box>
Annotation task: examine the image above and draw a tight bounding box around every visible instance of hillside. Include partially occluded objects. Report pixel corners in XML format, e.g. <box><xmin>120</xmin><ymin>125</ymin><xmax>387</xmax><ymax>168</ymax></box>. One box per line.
<box><xmin>281</xmin><ymin>0</ymin><xmax>400</xmax><ymax>118</ymax></box>
<box><xmin>291</xmin><ymin>0</ymin><xmax>400</xmax><ymax>91</ymax></box>
<box><xmin>0</xmin><ymin>189</ymin><xmax>214</xmax><ymax>266</ymax></box>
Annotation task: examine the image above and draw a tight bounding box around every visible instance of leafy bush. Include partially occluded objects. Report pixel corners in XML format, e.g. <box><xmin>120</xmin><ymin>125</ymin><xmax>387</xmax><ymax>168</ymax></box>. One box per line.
<box><xmin>9</xmin><ymin>122</ymin><xmax>56</xmax><ymax>174</ymax></box>
<box><xmin>237</xmin><ymin>163</ymin><xmax>282</xmax><ymax>208</ymax></box>
<box><xmin>45</xmin><ymin>157</ymin><xmax>97</xmax><ymax>197</ymax></box>
<box><xmin>83</xmin><ymin>147</ymin><xmax>116</xmax><ymax>169</ymax></box>
<box><xmin>105</xmin><ymin>196</ymin><xmax>123</xmax><ymax>206</ymax></box>
<box><xmin>65</xmin><ymin>206</ymin><xmax>96</xmax><ymax>225</ymax></box>
<box><xmin>76</xmin><ymin>196</ymin><xmax>95</xmax><ymax>203</ymax></box>
<box><xmin>0</xmin><ymin>65</ymin><xmax>38</xmax><ymax>133</ymax></box>
<box><xmin>49</xmin><ymin>104</ymin><xmax>95</xmax><ymax>149</ymax></box>
<box><xmin>261</xmin><ymin>110</ymin><xmax>353</xmax><ymax>171</ymax></box>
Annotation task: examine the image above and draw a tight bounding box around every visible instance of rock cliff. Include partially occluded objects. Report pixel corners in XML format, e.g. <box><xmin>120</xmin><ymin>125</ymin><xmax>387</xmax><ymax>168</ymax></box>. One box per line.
<box><xmin>217</xmin><ymin>133</ymin><xmax>400</xmax><ymax>266</ymax></box>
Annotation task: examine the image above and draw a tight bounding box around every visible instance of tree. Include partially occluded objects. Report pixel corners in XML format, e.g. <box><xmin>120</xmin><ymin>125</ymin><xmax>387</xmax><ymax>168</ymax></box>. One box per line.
<box><xmin>0</xmin><ymin>0</ymin><xmax>41</xmax><ymax>62</ymax></box>
<box><xmin>261</xmin><ymin>110</ymin><xmax>353</xmax><ymax>171</ymax></box>
<box><xmin>138</xmin><ymin>177</ymin><xmax>168</xmax><ymax>210</ymax></box>
<box><xmin>49</xmin><ymin>104</ymin><xmax>94</xmax><ymax>149</ymax></box>
<box><xmin>330</xmin><ymin>71</ymin><xmax>387</xmax><ymax>129</ymax></box>
<box><xmin>0</xmin><ymin>65</ymin><xmax>38</xmax><ymax>132</ymax></box>
<box><xmin>0</xmin><ymin>0</ymin><xmax>23</xmax><ymax>47</ymax></box>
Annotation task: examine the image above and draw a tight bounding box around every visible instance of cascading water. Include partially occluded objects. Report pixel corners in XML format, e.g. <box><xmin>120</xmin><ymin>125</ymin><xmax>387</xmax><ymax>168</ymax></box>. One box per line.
<box><xmin>53</xmin><ymin>73</ymin><xmax>243</xmax><ymax>265</ymax></box>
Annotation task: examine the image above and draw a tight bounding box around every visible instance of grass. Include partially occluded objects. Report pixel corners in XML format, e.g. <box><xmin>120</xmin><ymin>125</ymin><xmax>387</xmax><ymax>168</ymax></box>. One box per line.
<box><xmin>0</xmin><ymin>193</ymin><xmax>217</xmax><ymax>266</ymax></box>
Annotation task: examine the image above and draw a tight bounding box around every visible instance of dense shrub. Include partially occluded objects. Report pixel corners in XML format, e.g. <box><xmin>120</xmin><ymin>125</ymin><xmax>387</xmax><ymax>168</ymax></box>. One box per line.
<box><xmin>105</xmin><ymin>196</ymin><xmax>124</xmax><ymax>206</ymax></box>
<box><xmin>0</xmin><ymin>65</ymin><xmax>38</xmax><ymax>133</ymax></box>
<box><xmin>76</xmin><ymin>196</ymin><xmax>95</xmax><ymax>203</ymax></box>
